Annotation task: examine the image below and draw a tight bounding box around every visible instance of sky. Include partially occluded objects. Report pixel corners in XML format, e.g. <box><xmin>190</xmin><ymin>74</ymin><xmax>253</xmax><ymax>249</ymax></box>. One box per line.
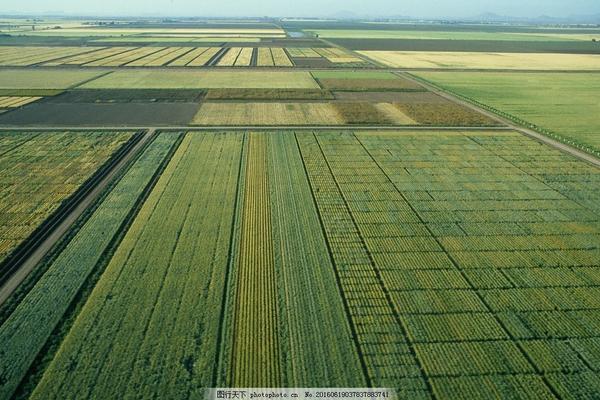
<box><xmin>2</xmin><ymin>0</ymin><xmax>600</xmax><ymax>19</ymax></box>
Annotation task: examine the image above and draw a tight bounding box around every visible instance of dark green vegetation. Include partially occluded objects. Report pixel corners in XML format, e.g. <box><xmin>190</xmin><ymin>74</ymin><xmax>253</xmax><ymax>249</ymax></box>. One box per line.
<box><xmin>1</xmin><ymin>130</ymin><xmax>597</xmax><ymax>399</ymax></box>
<box><xmin>0</xmin><ymin>103</ymin><xmax>200</xmax><ymax>126</ymax></box>
<box><xmin>332</xmin><ymin>39</ymin><xmax>600</xmax><ymax>53</ymax></box>
<box><xmin>50</xmin><ymin>89</ymin><xmax>206</xmax><ymax>103</ymax></box>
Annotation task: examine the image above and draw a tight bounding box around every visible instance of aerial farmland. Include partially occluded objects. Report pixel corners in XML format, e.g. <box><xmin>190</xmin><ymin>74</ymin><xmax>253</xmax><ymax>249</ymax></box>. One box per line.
<box><xmin>0</xmin><ymin>8</ymin><xmax>599</xmax><ymax>400</ymax></box>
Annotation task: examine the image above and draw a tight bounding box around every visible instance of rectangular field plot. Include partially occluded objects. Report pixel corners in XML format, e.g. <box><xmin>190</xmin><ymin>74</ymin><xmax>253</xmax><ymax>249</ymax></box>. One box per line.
<box><xmin>192</xmin><ymin>103</ymin><xmax>345</xmax><ymax>125</ymax></box>
<box><xmin>286</xmin><ymin>47</ymin><xmax>373</xmax><ymax>67</ymax></box>
<box><xmin>217</xmin><ymin>47</ymin><xmax>243</xmax><ymax>66</ymax></box>
<box><xmin>82</xmin><ymin>47</ymin><xmax>164</xmax><ymax>67</ymax></box>
<box><xmin>80</xmin><ymin>70</ymin><xmax>320</xmax><ymax>89</ymax></box>
<box><xmin>2</xmin><ymin>130</ymin><xmax>599</xmax><ymax>399</ymax></box>
<box><xmin>415</xmin><ymin>71</ymin><xmax>600</xmax><ymax>155</ymax></box>
<box><xmin>0</xmin><ymin>69</ymin><xmax>105</xmax><ymax>90</ymax></box>
<box><xmin>192</xmin><ymin>98</ymin><xmax>497</xmax><ymax>127</ymax></box>
<box><xmin>311</xmin><ymin>71</ymin><xmax>425</xmax><ymax>91</ymax></box>
<box><xmin>0</xmin><ymin>130</ymin><xmax>133</xmax><ymax>264</ymax></box>
<box><xmin>361</xmin><ymin>51</ymin><xmax>600</xmax><ymax>70</ymax></box>
<box><xmin>0</xmin><ymin>102</ymin><xmax>200</xmax><ymax>126</ymax></box>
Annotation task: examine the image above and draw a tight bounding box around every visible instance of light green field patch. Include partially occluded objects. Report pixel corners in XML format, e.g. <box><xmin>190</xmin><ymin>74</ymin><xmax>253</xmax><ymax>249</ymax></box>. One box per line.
<box><xmin>310</xmin><ymin>70</ymin><xmax>398</xmax><ymax>80</ymax></box>
<box><xmin>415</xmin><ymin>71</ymin><xmax>600</xmax><ymax>155</ymax></box>
<box><xmin>81</xmin><ymin>70</ymin><xmax>320</xmax><ymax>89</ymax></box>
<box><xmin>0</xmin><ymin>69</ymin><xmax>106</xmax><ymax>89</ymax></box>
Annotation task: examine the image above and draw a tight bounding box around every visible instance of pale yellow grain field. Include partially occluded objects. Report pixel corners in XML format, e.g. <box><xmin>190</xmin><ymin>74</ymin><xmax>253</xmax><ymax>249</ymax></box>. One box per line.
<box><xmin>217</xmin><ymin>48</ymin><xmax>243</xmax><ymax>66</ymax></box>
<box><xmin>192</xmin><ymin>102</ymin><xmax>344</xmax><ymax>125</ymax></box>
<box><xmin>235</xmin><ymin>48</ymin><xmax>254</xmax><ymax>66</ymax></box>
<box><xmin>360</xmin><ymin>51</ymin><xmax>600</xmax><ymax>70</ymax></box>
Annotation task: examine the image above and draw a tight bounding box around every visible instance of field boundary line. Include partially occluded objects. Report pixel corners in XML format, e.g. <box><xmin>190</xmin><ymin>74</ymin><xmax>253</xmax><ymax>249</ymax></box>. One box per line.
<box><xmin>402</xmin><ymin>72</ymin><xmax>600</xmax><ymax>168</ymax></box>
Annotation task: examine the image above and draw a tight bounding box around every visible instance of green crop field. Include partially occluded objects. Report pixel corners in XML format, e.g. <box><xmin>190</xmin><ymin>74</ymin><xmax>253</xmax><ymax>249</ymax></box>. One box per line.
<box><xmin>0</xmin><ymin>132</ymin><xmax>179</xmax><ymax>399</ymax></box>
<box><xmin>0</xmin><ymin>70</ymin><xmax>106</xmax><ymax>90</ymax></box>
<box><xmin>80</xmin><ymin>70</ymin><xmax>321</xmax><ymax>89</ymax></box>
<box><xmin>2</xmin><ymin>130</ymin><xmax>597</xmax><ymax>400</ymax></box>
<box><xmin>1</xmin><ymin>15</ymin><xmax>600</xmax><ymax>400</ymax></box>
<box><xmin>414</xmin><ymin>72</ymin><xmax>600</xmax><ymax>155</ymax></box>
<box><xmin>0</xmin><ymin>131</ymin><xmax>132</xmax><ymax>264</ymax></box>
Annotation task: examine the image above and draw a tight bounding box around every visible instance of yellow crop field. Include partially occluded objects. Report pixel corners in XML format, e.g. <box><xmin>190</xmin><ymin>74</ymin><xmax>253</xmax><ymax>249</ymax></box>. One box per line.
<box><xmin>257</xmin><ymin>48</ymin><xmax>274</xmax><ymax>66</ymax></box>
<box><xmin>186</xmin><ymin>47</ymin><xmax>221</xmax><ymax>66</ymax></box>
<box><xmin>84</xmin><ymin>47</ymin><xmax>163</xmax><ymax>67</ymax></box>
<box><xmin>0</xmin><ymin>96</ymin><xmax>42</xmax><ymax>108</ymax></box>
<box><xmin>360</xmin><ymin>51</ymin><xmax>600</xmax><ymax>70</ymax></box>
<box><xmin>0</xmin><ymin>46</ymin><xmax>97</xmax><ymax>66</ymax></box>
<box><xmin>167</xmin><ymin>47</ymin><xmax>209</xmax><ymax>66</ymax></box>
<box><xmin>235</xmin><ymin>48</ymin><xmax>254</xmax><ymax>66</ymax></box>
<box><xmin>271</xmin><ymin>48</ymin><xmax>293</xmax><ymax>67</ymax></box>
<box><xmin>125</xmin><ymin>47</ymin><xmax>191</xmax><ymax>67</ymax></box>
<box><xmin>44</xmin><ymin>47</ymin><xmax>133</xmax><ymax>66</ymax></box>
<box><xmin>81</xmin><ymin>70</ymin><xmax>320</xmax><ymax>89</ymax></box>
<box><xmin>217</xmin><ymin>47</ymin><xmax>243</xmax><ymax>66</ymax></box>
<box><xmin>192</xmin><ymin>102</ymin><xmax>344</xmax><ymax>125</ymax></box>
<box><xmin>229</xmin><ymin>133</ymin><xmax>280</xmax><ymax>386</ymax></box>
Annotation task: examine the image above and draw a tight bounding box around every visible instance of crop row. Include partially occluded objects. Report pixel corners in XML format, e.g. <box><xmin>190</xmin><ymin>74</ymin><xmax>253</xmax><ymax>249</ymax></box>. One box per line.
<box><xmin>0</xmin><ymin>132</ymin><xmax>180</xmax><ymax>400</ymax></box>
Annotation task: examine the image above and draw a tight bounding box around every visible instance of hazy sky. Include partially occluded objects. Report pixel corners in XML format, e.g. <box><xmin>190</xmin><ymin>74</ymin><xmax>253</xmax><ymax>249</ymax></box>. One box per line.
<box><xmin>3</xmin><ymin>0</ymin><xmax>600</xmax><ymax>18</ymax></box>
